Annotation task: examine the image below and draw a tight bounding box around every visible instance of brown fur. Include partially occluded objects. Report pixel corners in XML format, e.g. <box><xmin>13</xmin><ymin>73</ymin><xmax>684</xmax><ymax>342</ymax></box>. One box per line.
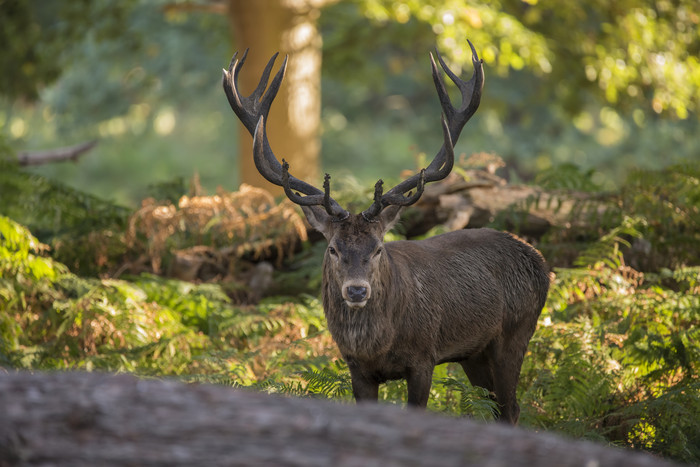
<box><xmin>303</xmin><ymin>208</ymin><xmax>550</xmax><ymax>424</ymax></box>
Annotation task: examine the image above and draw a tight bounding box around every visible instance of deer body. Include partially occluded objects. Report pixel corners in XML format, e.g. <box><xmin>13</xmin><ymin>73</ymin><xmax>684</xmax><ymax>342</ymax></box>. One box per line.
<box><xmin>325</xmin><ymin>228</ymin><xmax>548</xmax><ymax>362</ymax></box>
<box><xmin>310</xmin><ymin>213</ymin><xmax>549</xmax><ymax>422</ymax></box>
<box><xmin>222</xmin><ymin>40</ymin><xmax>550</xmax><ymax>423</ymax></box>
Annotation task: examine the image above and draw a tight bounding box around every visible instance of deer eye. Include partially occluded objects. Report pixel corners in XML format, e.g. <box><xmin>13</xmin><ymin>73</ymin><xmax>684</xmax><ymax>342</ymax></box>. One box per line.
<box><xmin>373</xmin><ymin>247</ymin><xmax>383</xmax><ymax>258</ymax></box>
<box><xmin>328</xmin><ymin>246</ymin><xmax>338</xmax><ymax>256</ymax></box>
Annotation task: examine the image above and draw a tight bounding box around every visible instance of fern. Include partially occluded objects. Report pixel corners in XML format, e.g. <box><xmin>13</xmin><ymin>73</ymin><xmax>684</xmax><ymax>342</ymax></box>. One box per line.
<box><xmin>2</xmin><ymin>161</ymin><xmax>698</xmax><ymax>463</ymax></box>
<box><xmin>535</xmin><ymin>163</ymin><xmax>603</xmax><ymax>192</ymax></box>
<box><xmin>299</xmin><ymin>366</ymin><xmax>353</xmax><ymax>399</ymax></box>
<box><xmin>624</xmin><ymin>380</ymin><xmax>700</xmax><ymax>463</ymax></box>
<box><xmin>573</xmin><ymin>216</ymin><xmax>644</xmax><ymax>269</ymax></box>
<box><xmin>522</xmin><ymin>326</ymin><xmax>617</xmax><ymax>441</ymax></box>
<box><xmin>256</xmin><ymin>379</ymin><xmax>310</xmax><ymax>397</ymax></box>
<box><xmin>435</xmin><ymin>377</ymin><xmax>500</xmax><ymax>421</ymax></box>
<box><xmin>0</xmin><ymin>162</ymin><xmax>129</xmax><ymax>275</ymax></box>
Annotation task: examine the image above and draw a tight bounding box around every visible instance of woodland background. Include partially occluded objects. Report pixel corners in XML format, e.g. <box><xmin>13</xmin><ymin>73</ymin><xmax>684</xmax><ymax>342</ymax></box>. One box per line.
<box><xmin>0</xmin><ymin>0</ymin><xmax>698</xmax><ymax>464</ymax></box>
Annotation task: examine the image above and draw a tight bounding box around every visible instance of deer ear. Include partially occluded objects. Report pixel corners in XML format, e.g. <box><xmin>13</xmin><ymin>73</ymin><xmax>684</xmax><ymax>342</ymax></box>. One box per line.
<box><xmin>301</xmin><ymin>205</ymin><xmax>333</xmax><ymax>238</ymax></box>
<box><xmin>379</xmin><ymin>205</ymin><xmax>403</xmax><ymax>236</ymax></box>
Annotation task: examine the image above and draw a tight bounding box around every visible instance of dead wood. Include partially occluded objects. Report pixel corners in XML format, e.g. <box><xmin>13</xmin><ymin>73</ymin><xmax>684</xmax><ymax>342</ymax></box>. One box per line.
<box><xmin>402</xmin><ymin>170</ymin><xmax>599</xmax><ymax>239</ymax></box>
<box><xmin>0</xmin><ymin>371</ymin><xmax>675</xmax><ymax>466</ymax></box>
<box><xmin>16</xmin><ymin>140</ymin><xmax>98</xmax><ymax>166</ymax></box>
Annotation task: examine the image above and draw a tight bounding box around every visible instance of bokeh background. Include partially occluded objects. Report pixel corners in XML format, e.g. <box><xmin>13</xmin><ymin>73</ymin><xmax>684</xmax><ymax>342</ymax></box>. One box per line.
<box><xmin>2</xmin><ymin>0</ymin><xmax>698</xmax><ymax>205</ymax></box>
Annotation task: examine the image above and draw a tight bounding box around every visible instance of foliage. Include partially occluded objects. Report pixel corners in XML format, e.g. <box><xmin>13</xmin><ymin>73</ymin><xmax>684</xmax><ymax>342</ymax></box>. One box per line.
<box><xmin>127</xmin><ymin>183</ymin><xmax>307</xmax><ymax>273</ymax></box>
<box><xmin>618</xmin><ymin>163</ymin><xmax>700</xmax><ymax>269</ymax></box>
<box><xmin>0</xmin><ymin>214</ymin><xmax>331</xmax><ymax>377</ymax></box>
<box><xmin>6</xmin><ymin>0</ymin><xmax>698</xmax><ymax>120</ymax></box>
<box><xmin>317</xmin><ymin>3</ymin><xmax>700</xmax><ymax>193</ymax></box>
<box><xmin>0</xmin><ymin>163</ymin><xmax>309</xmax><ymax>280</ymax></box>
<box><xmin>522</xmin><ymin>234</ymin><xmax>700</xmax><ymax>462</ymax></box>
<box><xmin>0</xmin><ymin>0</ymin><xmax>696</xmax><ymax>207</ymax></box>
<box><xmin>0</xmin><ymin>0</ymin><xmax>137</xmax><ymax>100</ymax></box>
<box><xmin>0</xmin><ymin>160</ymin><xmax>129</xmax><ymax>276</ymax></box>
<box><xmin>356</xmin><ymin>0</ymin><xmax>700</xmax><ymax>118</ymax></box>
<box><xmin>463</xmin><ymin>165</ymin><xmax>697</xmax><ymax>461</ymax></box>
<box><xmin>3</xmin><ymin>160</ymin><xmax>699</xmax><ymax>462</ymax></box>
<box><xmin>1</xmin><ymin>0</ymin><xmax>232</xmax><ymax>206</ymax></box>
<box><xmin>0</xmin><ymin>161</ymin><xmax>129</xmax><ymax>237</ymax></box>
<box><xmin>529</xmin><ymin>161</ymin><xmax>700</xmax><ymax>270</ymax></box>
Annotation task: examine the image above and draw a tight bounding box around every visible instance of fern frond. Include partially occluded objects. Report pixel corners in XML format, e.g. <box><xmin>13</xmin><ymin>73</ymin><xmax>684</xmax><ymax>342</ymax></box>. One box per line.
<box><xmin>574</xmin><ymin>216</ymin><xmax>645</xmax><ymax>268</ymax></box>
<box><xmin>436</xmin><ymin>377</ymin><xmax>500</xmax><ymax>421</ymax></box>
<box><xmin>300</xmin><ymin>366</ymin><xmax>352</xmax><ymax>399</ymax></box>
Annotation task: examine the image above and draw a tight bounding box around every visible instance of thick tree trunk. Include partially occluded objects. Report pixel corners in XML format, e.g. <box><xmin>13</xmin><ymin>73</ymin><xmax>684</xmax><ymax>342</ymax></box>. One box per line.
<box><xmin>226</xmin><ymin>0</ymin><xmax>326</xmax><ymax>195</ymax></box>
<box><xmin>0</xmin><ymin>371</ymin><xmax>675</xmax><ymax>466</ymax></box>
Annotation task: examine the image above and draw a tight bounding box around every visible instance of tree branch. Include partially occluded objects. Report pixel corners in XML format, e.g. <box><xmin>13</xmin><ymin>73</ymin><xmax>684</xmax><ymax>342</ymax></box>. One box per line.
<box><xmin>17</xmin><ymin>140</ymin><xmax>98</xmax><ymax>166</ymax></box>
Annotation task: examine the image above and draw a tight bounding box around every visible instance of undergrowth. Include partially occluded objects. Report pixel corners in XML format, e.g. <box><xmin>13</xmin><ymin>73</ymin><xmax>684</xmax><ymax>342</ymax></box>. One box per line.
<box><xmin>1</xmin><ymin>161</ymin><xmax>698</xmax><ymax>463</ymax></box>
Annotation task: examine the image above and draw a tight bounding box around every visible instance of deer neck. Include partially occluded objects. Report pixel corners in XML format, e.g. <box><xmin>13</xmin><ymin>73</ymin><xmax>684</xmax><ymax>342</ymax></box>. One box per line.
<box><xmin>321</xmin><ymin>262</ymin><xmax>397</xmax><ymax>360</ymax></box>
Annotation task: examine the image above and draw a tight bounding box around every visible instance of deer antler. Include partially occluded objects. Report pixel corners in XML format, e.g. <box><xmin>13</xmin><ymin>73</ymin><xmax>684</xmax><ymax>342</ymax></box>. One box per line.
<box><xmin>361</xmin><ymin>39</ymin><xmax>484</xmax><ymax>220</ymax></box>
<box><xmin>222</xmin><ymin>50</ymin><xmax>348</xmax><ymax>219</ymax></box>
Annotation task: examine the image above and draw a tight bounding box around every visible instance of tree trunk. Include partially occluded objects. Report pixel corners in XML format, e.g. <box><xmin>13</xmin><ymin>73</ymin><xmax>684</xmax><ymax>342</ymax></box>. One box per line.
<box><xmin>0</xmin><ymin>371</ymin><xmax>676</xmax><ymax>466</ymax></box>
<box><xmin>226</xmin><ymin>0</ymin><xmax>325</xmax><ymax>195</ymax></box>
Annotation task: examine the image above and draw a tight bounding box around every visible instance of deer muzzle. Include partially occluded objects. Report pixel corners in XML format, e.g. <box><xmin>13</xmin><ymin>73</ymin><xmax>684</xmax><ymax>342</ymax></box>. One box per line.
<box><xmin>342</xmin><ymin>281</ymin><xmax>371</xmax><ymax>308</ymax></box>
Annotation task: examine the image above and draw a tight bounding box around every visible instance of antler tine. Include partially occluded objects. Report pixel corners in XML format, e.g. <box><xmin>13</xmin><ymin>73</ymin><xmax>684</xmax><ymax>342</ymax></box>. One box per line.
<box><xmin>243</xmin><ymin>54</ymin><xmax>294</xmax><ymax>183</ymax></box>
<box><xmin>281</xmin><ymin>162</ymin><xmax>348</xmax><ymax>218</ymax></box>
<box><xmin>280</xmin><ymin>159</ymin><xmax>322</xmax><ymax>205</ymax></box>
<box><xmin>362</xmin><ymin>38</ymin><xmax>482</xmax><ymax>221</ymax></box>
<box><xmin>279</xmin><ymin>164</ymin><xmax>333</xmax><ymax>210</ymax></box>
<box><xmin>381</xmin><ymin>169</ymin><xmax>426</xmax><ymax>206</ymax></box>
<box><xmin>361</xmin><ymin>114</ymin><xmax>454</xmax><ymax>220</ymax></box>
<box><xmin>223</xmin><ymin>51</ymin><xmax>347</xmax><ymax>219</ymax></box>
<box><xmin>362</xmin><ymin>179</ymin><xmax>385</xmax><ymax>221</ymax></box>
<box><xmin>431</xmin><ymin>39</ymin><xmax>483</xmax><ymax>141</ymax></box>
<box><xmin>430</xmin><ymin>51</ymin><xmax>454</xmax><ymax>126</ymax></box>
<box><xmin>254</xmin><ymin>117</ymin><xmax>348</xmax><ymax>219</ymax></box>
<box><xmin>222</xmin><ymin>50</ymin><xmax>286</xmax><ymax>134</ymax></box>
<box><xmin>222</xmin><ymin>50</ymin><xmax>248</xmax><ymax>127</ymax></box>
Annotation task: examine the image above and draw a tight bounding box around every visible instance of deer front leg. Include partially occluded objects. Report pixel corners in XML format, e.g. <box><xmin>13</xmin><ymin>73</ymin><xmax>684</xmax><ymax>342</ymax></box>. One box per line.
<box><xmin>347</xmin><ymin>360</ymin><xmax>379</xmax><ymax>402</ymax></box>
<box><xmin>406</xmin><ymin>365</ymin><xmax>434</xmax><ymax>407</ymax></box>
<box><xmin>351</xmin><ymin>377</ymin><xmax>379</xmax><ymax>402</ymax></box>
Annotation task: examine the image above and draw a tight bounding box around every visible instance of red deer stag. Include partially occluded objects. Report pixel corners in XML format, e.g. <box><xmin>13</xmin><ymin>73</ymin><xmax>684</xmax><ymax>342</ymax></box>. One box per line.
<box><xmin>222</xmin><ymin>40</ymin><xmax>550</xmax><ymax>424</ymax></box>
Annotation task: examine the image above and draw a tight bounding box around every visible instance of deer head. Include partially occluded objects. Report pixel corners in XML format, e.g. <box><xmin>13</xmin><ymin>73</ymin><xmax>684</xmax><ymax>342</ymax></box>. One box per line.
<box><xmin>223</xmin><ymin>41</ymin><xmax>484</xmax><ymax>308</ymax></box>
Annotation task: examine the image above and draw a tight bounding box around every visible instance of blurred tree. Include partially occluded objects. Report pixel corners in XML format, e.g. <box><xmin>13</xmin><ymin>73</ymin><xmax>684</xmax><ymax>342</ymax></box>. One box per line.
<box><xmin>225</xmin><ymin>0</ymin><xmax>339</xmax><ymax>194</ymax></box>
<box><xmin>0</xmin><ymin>0</ymin><xmax>336</xmax><ymax>194</ymax></box>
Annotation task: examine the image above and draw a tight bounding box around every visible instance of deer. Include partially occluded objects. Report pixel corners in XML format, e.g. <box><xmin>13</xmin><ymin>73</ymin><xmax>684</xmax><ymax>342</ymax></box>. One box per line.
<box><xmin>222</xmin><ymin>40</ymin><xmax>550</xmax><ymax>424</ymax></box>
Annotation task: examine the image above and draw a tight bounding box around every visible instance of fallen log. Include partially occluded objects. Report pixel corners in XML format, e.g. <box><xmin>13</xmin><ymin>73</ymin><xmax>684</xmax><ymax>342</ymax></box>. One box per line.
<box><xmin>0</xmin><ymin>371</ymin><xmax>674</xmax><ymax>466</ymax></box>
<box><xmin>402</xmin><ymin>170</ymin><xmax>602</xmax><ymax>239</ymax></box>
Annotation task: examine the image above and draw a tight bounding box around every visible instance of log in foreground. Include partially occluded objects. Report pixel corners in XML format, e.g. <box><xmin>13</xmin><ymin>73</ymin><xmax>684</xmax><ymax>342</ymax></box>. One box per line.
<box><xmin>0</xmin><ymin>371</ymin><xmax>674</xmax><ymax>466</ymax></box>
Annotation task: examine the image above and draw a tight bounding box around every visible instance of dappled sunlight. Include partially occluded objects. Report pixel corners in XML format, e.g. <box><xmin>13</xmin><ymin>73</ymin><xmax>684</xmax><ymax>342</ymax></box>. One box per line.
<box><xmin>96</xmin><ymin>103</ymin><xmax>153</xmax><ymax>137</ymax></box>
<box><xmin>99</xmin><ymin>116</ymin><xmax>128</xmax><ymax>137</ymax></box>
<box><xmin>9</xmin><ymin>117</ymin><xmax>27</xmax><ymax>139</ymax></box>
<box><xmin>153</xmin><ymin>107</ymin><xmax>176</xmax><ymax>135</ymax></box>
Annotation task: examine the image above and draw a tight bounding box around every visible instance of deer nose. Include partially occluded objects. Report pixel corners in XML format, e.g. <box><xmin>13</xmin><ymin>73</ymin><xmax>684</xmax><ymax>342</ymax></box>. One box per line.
<box><xmin>346</xmin><ymin>285</ymin><xmax>368</xmax><ymax>302</ymax></box>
